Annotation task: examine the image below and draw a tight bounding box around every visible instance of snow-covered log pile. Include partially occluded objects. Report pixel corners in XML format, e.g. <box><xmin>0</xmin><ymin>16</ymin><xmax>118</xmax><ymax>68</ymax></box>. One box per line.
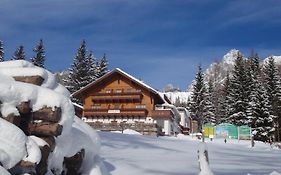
<box><xmin>0</xmin><ymin>60</ymin><xmax>107</xmax><ymax>175</ymax></box>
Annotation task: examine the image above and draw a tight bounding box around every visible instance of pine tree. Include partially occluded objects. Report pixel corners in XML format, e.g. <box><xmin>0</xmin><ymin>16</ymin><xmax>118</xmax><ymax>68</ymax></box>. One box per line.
<box><xmin>31</xmin><ymin>39</ymin><xmax>45</xmax><ymax>68</ymax></box>
<box><xmin>96</xmin><ymin>53</ymin><xmax>109</xmax><ymax>78</ymax></box>
<box><xmin>13</xmin><ymin>45</ymin><xmax>25</xmax><ymax>60</ymax></box>
<box><xmin>252</xmin><ymin>81</ymin><xmax>274</xmax><ymax>141</ymax></box>
<box><xmin>0</xmin><ymin>40</ymin><xmax>4</xmax><ymax>62</ymax></box>
<box><xmin>86</xmin><ymin>51</ymin><xmax>98</xmax><ymax>81</ymax></box>
<box><xmin>228</xmin><ymin>53</ymin><xmax>249</xmax><ymax>126</ymax></box>
<box><xmin>220</xmin><ymin>72</ymin><xmax>232</xmax><ymax>123</ymax></box>
<box><xmin>203</xmin><ymin>79</ymin><xmax>216</xmax><ymax>124</ymax></box>
<box><xmin>63</xmin><ymin>40</ymin><xmax>93</xmax><ymax>94</ymax></box>
<box><xmin>263</xmin><ymin>56</ymin><xmax>281</xmax><ymax>141</ymax></box>
<box><xmin>246</xmin><ymin>53</ymin><xmax>261</xmax><ymax>127</ymax></box>
<box><xmin>190</xmin><ymin>65</ymin><xmax>206</xmax><ymax>131</ymax></box>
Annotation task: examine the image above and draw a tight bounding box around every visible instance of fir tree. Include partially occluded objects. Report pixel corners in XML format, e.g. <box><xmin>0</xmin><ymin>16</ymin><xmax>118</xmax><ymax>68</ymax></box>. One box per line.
<box><xmin>86</xmin><ymin>51</ymin><xmax>98</xmax><ymax>81</ymax></box>
<box><xmin>263</xmin><ymin>57</ymin><xmax>281</xmax><ymax>141</ymax></box>
<box><xmin>0</xmin><ymin>40</ymin><xmax>4</xmax><ymax>62</ymax></box>
<box><xmin>31</xmin><ymin>39</ymin><xmax>45</xmax><ymax>68</ymax></box>
<box><xmin>203</xmin><ymin>79</ymin><xmax>216</xmax><ymax>124</ymax></box>
<box><xmin>190</xmin><ymin>65</ymin><xmax>206</xmax><ymax>131</ymax></box>
<box><xmin>96</xmin><ymin>53</ymin><xmax>109</xmax><ymax>78</ymax></box>
<box><xmin>228</xmin><ymin>53</ymin><xmax>249</xmax><ymax>126</ymax></box>
<box><xmin>252</xmin><ymin>81</ymin><xmax>274</xmax><ymax>141</ymax></box>
<box><xmin>13</xmin><ymin>45</ymin><xmax>25</xmax><ymax>60</ymax></box>
<box><xmin>64</xmin><ymin>40</ymin><xmax>93</xmax><ymax>94</ymax></box>
<box><xmin>220</xmin><ymin>72</ymin><xmax>232</xmax><ymax>123</ymax></box>
<box><xmin>246</xmin><ymin>53</ymin><xmax>261</xmax><ymax>127</ymax></box>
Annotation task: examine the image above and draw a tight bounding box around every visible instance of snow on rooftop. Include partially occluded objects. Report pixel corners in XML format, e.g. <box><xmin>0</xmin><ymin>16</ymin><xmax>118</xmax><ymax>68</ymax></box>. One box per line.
<box><xmin>73</xmin><ymin>102</ymin><xmax>84</xmax><ymax>109</ymax></box>
<box><xmin>115</xmin><ymin>68</ymin><xmax>159</xmax><ymax>94</ymax></box>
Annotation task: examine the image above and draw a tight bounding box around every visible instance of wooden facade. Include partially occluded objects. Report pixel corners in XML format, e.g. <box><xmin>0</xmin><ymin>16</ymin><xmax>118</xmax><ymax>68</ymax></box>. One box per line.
<box><xmin>72</xmin><ymin>68</ymin><xmax>175</xmax><ymax>135</ymax></box>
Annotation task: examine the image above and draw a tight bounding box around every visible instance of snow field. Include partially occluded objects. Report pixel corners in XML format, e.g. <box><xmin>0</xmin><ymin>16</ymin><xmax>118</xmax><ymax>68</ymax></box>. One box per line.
<box><xmin>99</xmin><ymin>131</ymin><xmax>281</xmax><ymax>175</ymax></box>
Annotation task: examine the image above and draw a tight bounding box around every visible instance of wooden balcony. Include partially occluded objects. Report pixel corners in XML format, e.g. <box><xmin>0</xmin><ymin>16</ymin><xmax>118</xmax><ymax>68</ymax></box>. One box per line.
<box><xmin>91</xmin><ymin>92</ymin><xmax>142</xmax><ymax>103</ymax></box>
<box><xmin>84</xmin><ymin>108</ymin><xmax>148</xmax><ymax>117</ymax></box>
<box><xmin>150</xmin><ymin>109</ymin><xmax>173</xmax><ymax>119</ymax></box>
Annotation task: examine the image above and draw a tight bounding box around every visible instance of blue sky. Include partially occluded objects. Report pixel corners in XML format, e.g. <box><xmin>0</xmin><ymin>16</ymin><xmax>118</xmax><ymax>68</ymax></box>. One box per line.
<box><xmin>1</xmin><ymin>0</ymin><xmax>281</xmax><ymax>90</ymax></box>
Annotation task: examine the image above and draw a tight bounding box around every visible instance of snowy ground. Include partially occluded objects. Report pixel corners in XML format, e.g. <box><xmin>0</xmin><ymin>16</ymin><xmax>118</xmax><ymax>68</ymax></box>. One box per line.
<box><xmin>99</xmin><ymin>131</ymin><xmax>281</xmax><ymax>175</ymax></box>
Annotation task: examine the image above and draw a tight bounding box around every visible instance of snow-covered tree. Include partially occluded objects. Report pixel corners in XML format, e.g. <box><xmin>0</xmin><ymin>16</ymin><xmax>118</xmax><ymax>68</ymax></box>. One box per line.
<box><xmin>0</xmin><ymin>40</ymin><xmax>4</xmax><ymax>62</ymax></box>
<box><xmin>12</xmin><ymin>45</ymin><xmax>25</xmax><ymax>60</ymax></box>
<box><xmin>219</xmin><ymin>72</ymin><xmax>232</xmax><ymax>123</ymax></box>
<box><xmin>263</xmin><ymin>56</ymin><xmax>281</xmax><ymax>141</ymax></box>
<box><xmin>252</xmin><ymin>82</ymin><xmax>274</xmax><ymax>141</ymax></box>
<box><xmin>203</xmin><ymin>79</ymin><xmax>216</xmax><ymax>124</ymax></box>
<box><xmin>63</xmin><ymin>40</ymin><xmax>93</xmax><ymax>94</ymax></box>
<box><xmin>96</xmin><ymin>53</ymin><xmax>109</xmax><ymax>78</ymax></box>
<box><xmin>86</xmin><ymin>51</ymin><xmax>98</xmax><ymax>81</ymax></box>
<box><xmin>31</xmin><ymin>39</ymin><xmax>45</xmax><ymax>68</ymax></box>
<box><xmin>228</xmin><ymin>53</ymin><xmax>249</xmax><ymax>126</ymax></box>
<box><xmin>246</xmin><ymin>53</ymin><xmax>261</xmax><ymax>126</ymax></box>
<box><xmin>190</xmin><ymin>65</ymin><xmax>206</xmax><ymax>131</ymax></box>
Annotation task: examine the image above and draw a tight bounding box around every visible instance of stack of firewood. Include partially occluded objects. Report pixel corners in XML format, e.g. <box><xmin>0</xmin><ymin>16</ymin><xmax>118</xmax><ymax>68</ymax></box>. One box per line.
<box><xmin>0</xmin><ymin>75</ymin><xmax>84</xmax><ymax>175</ymax></box>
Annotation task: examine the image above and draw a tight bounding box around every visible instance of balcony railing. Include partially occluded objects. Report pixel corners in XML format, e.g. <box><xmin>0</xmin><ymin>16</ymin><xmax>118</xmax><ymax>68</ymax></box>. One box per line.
<box><xmin>150</xmin><ymin>109</ymin><xmax>173</xmax><ymax>119</ymax></box>
<box><xmin>91</xmin><ymin>92</ymin><xmax>143</xmax><ymax>103</ymax></box>
<box><xmin>84</xmin><ymin>108</ymin><xmax>148</xmax><ymax>117</ymax></box>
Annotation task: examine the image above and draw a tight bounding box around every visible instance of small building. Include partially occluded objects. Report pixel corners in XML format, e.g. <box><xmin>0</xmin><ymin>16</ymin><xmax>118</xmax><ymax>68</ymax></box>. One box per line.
<box><xmin>177</xmin><ymin>107</ymin><xmax>192</xmax><ymax>135</ymax></box>
<box><xmin>72</xmin><ymin>68</ymin><xmax>178</xmax><ymax>136</ymax></box>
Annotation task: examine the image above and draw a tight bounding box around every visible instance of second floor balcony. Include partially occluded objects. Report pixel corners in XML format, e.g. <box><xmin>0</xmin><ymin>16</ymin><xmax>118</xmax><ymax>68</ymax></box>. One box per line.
<box><xmin>91</xmin><ymin>92</ymin><xmax>143</xmax><ymax>103</ymax></box>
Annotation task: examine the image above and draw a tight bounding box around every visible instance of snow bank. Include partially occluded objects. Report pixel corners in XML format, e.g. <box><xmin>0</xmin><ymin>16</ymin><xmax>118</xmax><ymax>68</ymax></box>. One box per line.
<box><xmin>0</xmin><ymin>166</ymin><xmax>10</xmax><ymax>175</ymax></box>
<box><xmin>123</xmin><ymin>129</ymin><xmax>142</xmax><ymax>135</ymax></box>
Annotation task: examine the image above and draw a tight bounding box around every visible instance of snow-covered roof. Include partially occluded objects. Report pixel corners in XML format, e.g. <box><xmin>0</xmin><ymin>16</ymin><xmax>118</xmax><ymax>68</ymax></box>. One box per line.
<box><xmin>115</xmin><ymin>68</ymin><xmax>159</xmax><ymax>95</ymax></box>
<box><xmin>73</xmin><ymin>102</ymin><xmax>84</xmax><ymax>109</ymax></box>
<box><xmin>72</xmin><ymin>68</ymin><xmax>164</xmax><ymax>103</ymax></box>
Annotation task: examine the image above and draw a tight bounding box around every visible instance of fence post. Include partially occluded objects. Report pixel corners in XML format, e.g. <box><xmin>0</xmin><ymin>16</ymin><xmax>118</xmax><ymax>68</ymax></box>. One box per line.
<box><xmin>197</xmin><ymin>142</ymin><xmax>215</xmax><ymax>175</ymax></box>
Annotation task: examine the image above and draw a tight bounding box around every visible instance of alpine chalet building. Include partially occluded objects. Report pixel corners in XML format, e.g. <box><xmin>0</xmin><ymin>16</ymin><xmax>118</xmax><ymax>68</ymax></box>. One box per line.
<box><xmin>72</xmin><ymin>68</ymin><xmax>180</xmax><ymax>135</ymax></box>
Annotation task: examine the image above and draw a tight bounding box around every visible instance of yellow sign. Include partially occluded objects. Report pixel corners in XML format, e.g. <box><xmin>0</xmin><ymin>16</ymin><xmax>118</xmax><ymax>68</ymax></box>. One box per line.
<box><xmin>203</xmin><ymin>127</ymin><xmax>214</xmax><ymax>138</ymax></box>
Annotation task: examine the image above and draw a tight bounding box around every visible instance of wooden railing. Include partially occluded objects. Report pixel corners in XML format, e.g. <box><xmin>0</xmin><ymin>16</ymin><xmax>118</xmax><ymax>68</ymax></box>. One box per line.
<box><xmin>84</xmin><ymin>108</ymin><xmax>148</xmax><ymax>117</ymax></box>
<box><xmin>150</xmin><ymin>110</ymin><xmax>173</xmax><ymax>119</ymax></box>
<box><xmin>91</xmin><ymin>92</ymin><xmax>143</xmax><ymax>102</ymax></box>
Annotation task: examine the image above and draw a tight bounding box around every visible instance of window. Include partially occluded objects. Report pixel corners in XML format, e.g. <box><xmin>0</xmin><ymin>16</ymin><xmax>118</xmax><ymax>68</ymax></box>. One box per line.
<box><xmin>92</xmin><ymin>104</ymin><xmax>101</xmax><ymax>109</ymax></box>
<box><xmin>127</xmin><ymin>89</ymin><xmax>131</xmax><ymax>92</ymax></box>
<box><xmin>105</xmin><ymin>89</ymin><xmax>111</xmax><ymax>93</ymax></box>
<box><xmin>116</xmin><ymin>89</ymin><xmax>122</xmax><ymax>93</ymax></box>
<box><xmin>136</xmin><ymin>89</ymin><xmax>141</xmax><ymax>92</ymax></box>
<box><xmin>136</xmin><ymin>105</ymin><xmax>146</xmax><ymax>109</ymax></box>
